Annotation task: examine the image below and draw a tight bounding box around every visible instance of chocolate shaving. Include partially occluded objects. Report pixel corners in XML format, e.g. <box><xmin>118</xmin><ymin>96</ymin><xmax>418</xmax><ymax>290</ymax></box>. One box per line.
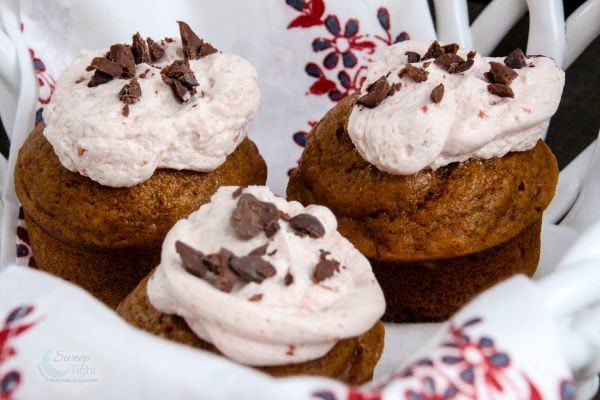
<box><xmin>146</xmin><ymin>38</ymin><xmax>165</xmax><ymax>62</ymax></box>
<box><xmin>121</xmin><ymin>104</ymin><xmax>129</xmax><ymax>117</ymax></box>
<box><xmin>87</xmin><ymin>57</ymin><xmax>122</xmax><ymax>78</ymax></box>
<box><xmin>356</xmin><ymin>76</ymin><xmax>391</xmax><ymax>108</ymax></box>
<box><xmin>132</xmin><ymin>32</ymin><xmax>151</xmax><ymax>64</ymax></box>
<box><xmin>504</xmin><ymin>48</ymin><xmax>527</xmax><ymax>69</ymax></box>
<box><xmin>248</xmin><ymin>294</ymin><xmax>263</xmax><ymax>302</ymax></box>
<box><xmin>284</xmin><ymin>272</ymin><xmax>294</xmax><ymax>286</ymax></box>
<box><xmin>422</xmin><ymin>41</ymin><xmax>444</xmax><ymax>60</ymax></box>
<box><xmin>249</xmin><ymin>244</ymin><xmax>269</xmax><ymax>256</ymax></box>
<box><xmin>312</xmin><ymin>250</ymin><xmax>340</xmax><ymax>283</ymax></box>
<box><xmin>487</xmin><ymin>83</ymin><xmax>514</xmax><ymax>98</ymax></box>
<box><xmin>399</xmin><ymin>64</ymin><xmax>429</xmax><ymax>82</ymax></box>
<box><xmin>405</xmin><ymin>51</ymin><xmax>421</xmax><ymax>63</ymax></box>
<box><xmin>178</xmin><ymin>21</ymin><xmax>218</xmax><ymax>60</ymax></box>
<box><xmin>488</xmin><ymin>61</ymin><xmax>518</xmax><ymax>84</ymax></box>
<box><xmin>430</xmin><ymin>83</ymin><xmax>444</xmax><ymax>103</ymax></box>
<box><xmin>161</xmin><ymin>59</ymin><xmax>199</xmax><ymax>102</ymax></box>
<box><xmin>442</xmin><ymin>43</ymin><xmax>459</xmax><ymax>54</ymax></box>
<box><xmin>231</xmin><ymin>193</ymin><xmax>282</xmax><ymax>240</ymax></box>
<box><xmin>109</xmin><ymin>44</ymin><xmax>136</xmax><ymax>78</ymax></box>
<box><xmin>230</xmin><ymin>255</ymin><xmax>276</xmax><ymax>283</ymax></box>
<box><xmin>118</xmin><ymin>78</ymin><xmax>142</xmax><ymax>104</ymax></box>
<box><xmin>175</xmin><ymin>240</ymin><xmax>208</xmax><ymax>277</ymax></box>
<box><xmin>288</xmin><ymin>213</ymin><xmax>325</xmax><ymax>238</ymax></box>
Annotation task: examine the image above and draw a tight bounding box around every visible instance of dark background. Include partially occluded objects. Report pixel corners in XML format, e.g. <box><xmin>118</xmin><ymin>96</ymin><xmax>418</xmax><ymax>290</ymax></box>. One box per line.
<box><xmin>0</xmin><ymin>1</ymin><xmax>598</xmax><ymax>165</ymax></box>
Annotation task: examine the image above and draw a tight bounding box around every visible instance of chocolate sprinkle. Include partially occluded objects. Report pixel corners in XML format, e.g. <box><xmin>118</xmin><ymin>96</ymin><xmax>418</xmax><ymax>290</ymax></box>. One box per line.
<box><xmin>422</xmin><ymin>41</ymin><xmax>444</xmax><ymax>60</ymax></box>
<box><xmin>230</xmin><ymin>255</ymin><xmax>276</xmax><ymax>283</ymax></box>
<box><xmin>399</xmin><ymin>64</ymin><xmax>429</xmax><ymax>82</ymax></box>
<box><xmin>405</xmin><ymin>51</ymin><xmax>421</xmax><ymax>63</ymax></box>
<box><xmin>488</xmin><ymin>83</ymin><xmax>514</xmax><ymax>98</ymax></box>
<box><xmin>231</xmin><ymin>193</ymin><xmax>282</xmax><ymax>240</ymax></box>
<box><xmin>175</xmin><ymin>240</ymin><xmax>208</xmax><ymax>278</ymax></box>
<box><xmin>118</xmin><ymin>78</ymin><xmax>142</xmax><ymax>104</ymax></box>
<box><xmin>289</xmin><ymin>213</ymin><xmax>325</xmax><ymax>238</ymax></box>
<box><xmin>504</xmin><ymin>48</ymin><xmax>527</xmax><ymax>69</ymax></box>
<box><xmin>132</xmin><ymin>32</ymin><xmax>151</xmax><ymax>64</ymax></box>
<box><xmin>178</xmin><ymin>21</ymin><xmax>218</xmax><ymax>60</ymax></box>
<box><xmin>248</xmin><ymin>294</ymin><xmax>263</xmax><ymax>302</ymax></box>
<box><xmin>312</xmin><ymin>250</ymin><xmax>340</xmax><ymax>283</ymax></box>
<box><xmin>356</xmin><ymin>76</ymin><xmax>391</xmax><ymax>108</ymax></box>
<box><xmin>488</xmin><ymin>62</ymin><xmax>518</xmax><ymax>85</ymax></box>
<box><xmin>161</xmin><ymin>59</ymin><xmax>199</xmax><ymax>102</ymax></box>
<box><xmin>430</xmin><ymin>83</ymin><xmax>444</xmax><ymax>103</ymax></box>
<box><xmin>109</xmin><ymin>44</ymin><xmax>136</xmax><ymax>78</ymax></box>
<box><xmin>147</xmin><ymin>38</ymin><xmax>165</xmax><ymax>62</ymax></box>
<box><xmin>284</xmin><ymin>272</ymin><xmax>294</xmax><ymax>286</ymax></box>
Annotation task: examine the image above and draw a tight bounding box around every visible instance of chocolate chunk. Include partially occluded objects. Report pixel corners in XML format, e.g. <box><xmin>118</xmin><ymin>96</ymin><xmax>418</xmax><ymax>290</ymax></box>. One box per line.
<box><xmin>504</xmin><ymin>48</ymin><xmax>527</xmax><ymax>69</ymax></box>
<box><xmin>175</xmin><ymin>240</ymin><xmax>208</xmax><ymax>277</ymax></box>
<box><xmin>88</xmin><ymin>71</ymin><xmax>113</xmax><ymax>87</ymax></box>
<box><xmin>399</xmin><ymin>64</ymin><xmax>429</xmax><ymax>82</ymax></box>
<box><xmin>484</xmin><ymin>71</ymin><xmax>495</xmax><ymax>83</ymax></box>
<box><xmin>405</xmin><ymin>51</ymin><xmax>421</xmax><ymax>63</ymax></box>
<box><xmin>448</xmin><ymin>59</ymin><xmax>474</xmax><ymax>74</ymax></box>
<box><xmin>312</xmin><ymin>250</ymin><xmax>340</xmax><ymax>283</ymax></box>
<box><xmin>232</xmin><ymin>186</ymin><xmax>246</xmax><ymax>198</ymax></box>
<box><xmin>488</xmin><ymin>83</ymin><xmax>514</xmax><ymax>98</ymax></box>
<box><xmin>434</xmin><ymin>53</ymin><xmax>464</xmax><ymax>71</ymax></box>
<box><xmin>178</xmin><ymin>21</ymin><xmax>218</xmax><ymax>60</ymax></box>
<box><xmin>387</xmin><ymin>82</ymin><xmax>402</xmax><ymax>97</ymax></box>
<box><xmin>121</xmin><ymin>104</ymin><xmax>129</xmax><ymax>117</ymax></box>
<box><xmin>132</xmin><ymin>32</ymin><xmax>151</xmax><ymax>64</ymax></box>
<box><xmin>488</xmin><ymin>61</ymin><xmax>518</xmax><ymax>84</ymax></box>
<box><xmin>249</xmin><ymin>243</ymin><xmax>269</xmax><ymax>256</ymax></box>
<box><xmin>284</xmin><ymin>272</ymin><xmax>294</xmax><ymax>286</ymax></box>
<box><xmin>430</xmin><ymin>83</ymin><xmax>444</xmax><ymax>103</ymax></box>
<box><xmin>161</xmin><ymin>59</ymin><xmax>199</xmax><ymax>102</ymax></box>
<box><xmin>422</xmin><ymin>41</ymin><xmax>444</xmax><ymax>60</ymax></box>
<box><xmin>442</xmin><ymin>43</ymin><xmax>459</xmax><ymax>54</ymax></box>
<box><xmin>248</xmin><ymin>294</ymin><xmax>263</xmax><ymax>302</ymax></box>
<box><xmin>230</xmin><ymin>255</ymin><xmax>276</xmax><ymax>283</ymax></box>
<box><xmin>289</xmin><ymin>213</ymin><xmax>325</xmax><ymax>238</ymax></box>
<box><xmin>217</xmin><ymin>263</ymin><xmax>239</xmax><ymax>293</ymax></box>
<box><xmin>356</xmin><ymin>76</ymin><xmax>391</xmax><ymax>108</ymax></box>
<box><xmin>147</xmin><ymin>38</ymin><xmax>165</xmax><ymax>62</ymax></box>
<box><xmin>422</xmin><ymin>61</ymin><xmax>432</xmax><ymax>68</ymax></box>
<box><xmin>231</xmin><ymin>193</ymin><xmax>282</xmax><ymax>239</ymax></box>
<box><xmin>109</xmin><ymin>44</ymin><xmax>136</xmax><ymax>78</ymax></box>
<box><xmin>467</xmin><ymin>51</ymin><xmax>477</xmax><ymax>60</ymax></box>
<box><xmin>118</xmin><ymin>78</ymin><xmax>142</xmax><ymax>104</ymax></box>
<box><xmin>87</xmin><ymin>57</ymin><xmax>122</xmax><ymax>78</ymax></box>
<box><xmin>201</xmin><ymin>248</ymin><xmax>235</xmax><ymax>275</ymax></box>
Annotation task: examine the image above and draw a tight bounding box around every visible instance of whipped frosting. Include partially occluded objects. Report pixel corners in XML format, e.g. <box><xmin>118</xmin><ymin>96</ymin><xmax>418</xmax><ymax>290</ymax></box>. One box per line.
<box><xmin>347</xmin><ymin>41</ymin><xmax>565</xmax><ymax>175</ymax></box>
<box><xmin>147</xmin><ymin>186</ymin><xmax>385</xmax><ymax>366</ymax></box>
<box><xmin>43</xmin><ymin>40</ymin><xmax>260</xmax><ymax>187</ymax></box>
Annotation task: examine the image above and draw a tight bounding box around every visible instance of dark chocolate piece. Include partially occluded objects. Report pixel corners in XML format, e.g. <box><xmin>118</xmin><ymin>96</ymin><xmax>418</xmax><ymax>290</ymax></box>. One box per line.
<box><xmin>248</xmin><ymin>294</ymin><xmax>263</xmax><ymax>302</ymax></box>
<box><xmin>434</xmin><ymin>53</ymin><xmax>464</xmax><ymax>71</ymax></box>
<box><xmin>442</xmin><ymin>43</ymin><xmax>459</xmax><ymax>54</ymax></box>
<box><xmin>230</xmin><ymin>193</ymin><xmax>282</xmax><ymax>240</ymax></box>
<box><xmin>504</xmin><ymin>48</ymin><xmax>527</xmax><ymax>69</ymax></box>
<box><xmin>448</xmin><ymin>59</ymin><xmax>474</xmax><ymax>73</ymax></box>
<box><xmin>178</xmin><ymin>21</ymin><xmax>218</xmax><ymax>60</ymax></box>
<box><xmin>430</xmin><ymin>83</ymin><xmax>444</xmax><ymax>103</ymax></box>
<box><xmin>109</xmin><ymin>44</ymin><xmax>136</xmax><ymax>78</ymax></box>
<box><xmin>467</xmin><ymin>51</ymin><xmax>477</xmax><ymax>60</ymax></box>
<box><xmin>230</xmin><ymin>255</ymin><xmax>276</xmax><ymax>283</ymax></box>
<box><xmin>121</xmin><ymin>104</ymin><xmax>129</xmax><ymax>117</ymax></box>
<box><xmin>387</xmin><ymin>82</ymin><xmax>402</xmax><ymax>96</ymax></box>
<box><xmin>356</xmin><ymin>76</ymin><xmax>391</xmax><ymax>108</ymax></box>
<box><xmin>487</xmin><ymin>83</ymin><xmax>514</xmax><ymax>98</ymax></box>
<box><xmin>118</xmin><ymin>78</ymin><xmax>142</xmax><ymax>104</ymax></box>
<box><xmin>399</xmin><ymin>64</ymin><xmax>429</xmax><ymax>82</ymax></box>
<box><xmin>284</xmin><ymin>272</ymin><xmax>294</xmax><ymax>286</ymax></box>
<box><xmin>161</xmin><ymin>59</ymin><xmax>199</xmax><ymax>102</ymax></box>
<box><xmin>132</xmin><ymin>32</ymin><xmax>151</xmax><ymax>64</ymax></box>
<box><xmin>147</xmin><ymin>38</ymin><xmax>165</xmax><ymax>62</ymax></box>
<box><xmin>288</xmin><ymin>213</ymin><xmax>325</xmax><ymax>238</ymax></box>
<box><xmin>175</xmin><ymin>240</ymin><xmax>208</xmax><ymax>277</ymax></box>
<box><xmin>422</xmin><ymin>41</ymin><xmax>444</xmax><ymax>60</ymax></box>
<box><xmin>488</xmin><ymin>61</ymin><xmax>518</xmax><ymax>85</ymax></box>
<box><xmin>312</xmin><ymin>250</ymin><xmax>340</xmax><ymax>283</ymax></box>
<box><xmin>88</xmin><ymin>71</ymin><xmax>113</xmax><ymax>87</ymax></box>
<box><xmin>405</xmin><ymin>51</ymin><xmax>421</xmax><ymax>63</ymax></box>
<box><xmin>87</xmin><ymin>57</ymin><xmax>122</xmax><ymax>78</ymax></box>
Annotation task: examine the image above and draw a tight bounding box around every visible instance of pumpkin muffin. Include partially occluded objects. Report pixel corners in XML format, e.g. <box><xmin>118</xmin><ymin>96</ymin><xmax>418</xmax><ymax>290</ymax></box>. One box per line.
<box><xmin>287</xmin><ymin>42</ymin><xmax>564</xmax><ymax>322</ymax></box>
<box><xmin>118</xmin><ymin>186</ymin><xmax>385</xmax><ymax>384</ymax></box>
<box><xmin>14</xmin><ymin>22</ymin><xmax>266</xmax><ymax>308</ymax></box>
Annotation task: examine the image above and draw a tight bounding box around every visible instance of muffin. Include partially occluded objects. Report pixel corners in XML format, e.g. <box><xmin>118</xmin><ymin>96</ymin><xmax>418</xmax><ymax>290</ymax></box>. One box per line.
<box><xmin>14</xmin><ymin>22</ymin><xmax>266</xmax><ymax>308</ymax></box>
<box><xmin>287</xmin><ymin>42</ymin><xmax>563</xmax><ymax>322</ymax></box>
<box><xmin>118</xmin><ymin>186</ymin><xmax>385</xmax><ymax>384</ymax></box>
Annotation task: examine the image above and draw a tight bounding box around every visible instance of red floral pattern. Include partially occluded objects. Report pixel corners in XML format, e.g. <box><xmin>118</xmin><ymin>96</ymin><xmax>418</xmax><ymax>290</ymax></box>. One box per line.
<box><xmin>312</xmin><ymin>317</ymin><xmax>574</xmax><ymax>400</ymax></box>
<box><xmin>0</xmin><ymin>306</ymin><xmax>39</xmax><ymax>400</ymax></box>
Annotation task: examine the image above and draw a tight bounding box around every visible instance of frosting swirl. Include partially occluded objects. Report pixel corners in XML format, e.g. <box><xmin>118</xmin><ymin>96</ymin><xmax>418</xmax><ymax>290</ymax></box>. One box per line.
<box><xmin>147</xmin><ymin>186</ymin><xmax>385</xmax><ymax>366</ymax></box>
<box><xmin>43</xmin><ymin>40</ymin><xmax>260</xmax><ymax>187</ymax></box>
<box><xmin>347</xmin><ymin>41</ymin><xmax>565</xmax><ymax>175</ymax></box>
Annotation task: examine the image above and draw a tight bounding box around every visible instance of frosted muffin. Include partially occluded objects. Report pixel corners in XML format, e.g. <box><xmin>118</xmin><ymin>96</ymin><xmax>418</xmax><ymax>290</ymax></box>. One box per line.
<box><xmin>118</xmin><ymin>186</ymin><xmax>385</xmax><ymax>384</ymax></box>
<box><xmin>287</xmin><ymin>42</ymin><xmax>563</xmax><ymax>322</ymax></box>
<box><xmin>14</xmin><ymin>22</ymin><xmax>266</xmax><ymax>308</ymax></box>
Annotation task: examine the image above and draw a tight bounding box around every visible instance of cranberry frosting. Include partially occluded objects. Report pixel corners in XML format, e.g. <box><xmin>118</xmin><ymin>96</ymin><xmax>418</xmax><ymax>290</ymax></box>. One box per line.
<box><xmin>147</xmin><ymin>186</ymin><xmax>385</xmax><ymax>366</ymax></box>
<box><xmin>347</xmin><ymin>41</ymin><xmax>565</xmax><ymax>175</ymax></box>
<box><xmin>43</xmin><ymin>35</ymin><xmax>260</xmax><ymax>187</ymax></box>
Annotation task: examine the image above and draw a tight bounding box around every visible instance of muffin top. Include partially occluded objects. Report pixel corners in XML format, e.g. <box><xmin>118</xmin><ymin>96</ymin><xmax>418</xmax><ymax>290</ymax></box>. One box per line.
<box><xmin>347</xmin><ymin>41</ymin><xmax>564</xmax><ymax>175</ymax></box>
<box><xmin>147</xmin><ymin>186</ymin><xmax>385</xmax><ymax>366</ymax></box>
<box><xmin>43</xmin><ymin>22</ymin><xmax>260</xmax><ymax>187</ymax></box>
